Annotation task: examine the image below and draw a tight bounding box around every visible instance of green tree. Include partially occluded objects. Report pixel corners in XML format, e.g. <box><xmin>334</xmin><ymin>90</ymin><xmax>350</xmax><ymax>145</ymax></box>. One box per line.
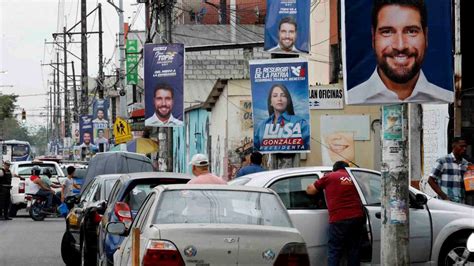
<box><xmin>0</xmin><ymin>94</ymin><xmax>18</xmax><ymax>119</ymax></box>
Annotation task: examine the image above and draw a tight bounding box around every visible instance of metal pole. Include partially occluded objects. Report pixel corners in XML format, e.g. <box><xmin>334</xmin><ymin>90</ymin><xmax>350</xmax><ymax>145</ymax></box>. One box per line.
<box><xmin>81</xmin><ymin>0</ymin><xmax>89</xmax><ymax>115</ymax></box>
<box><xmin>63</xmin><ymin>27</ymin><xmax>70</xmax><ymax>138</ymax></box>
<box><xmin>57</xmin><ymin>52</ymin><xmax>61</xmax><ymax>140</ymax></box>
<box><xmin>118</xmin><ymin>0</ymin><xmax>127</xmax><ymax>117</ymax></box>
<box><xmin>380</xmin><ymin>104</ymin><xmax>410</xmax><ymax>265</ymax></box>
<box><xmin>454</xmin><ymin>0</ymin><xmax>462</xmax><ymax>137</ymax></box>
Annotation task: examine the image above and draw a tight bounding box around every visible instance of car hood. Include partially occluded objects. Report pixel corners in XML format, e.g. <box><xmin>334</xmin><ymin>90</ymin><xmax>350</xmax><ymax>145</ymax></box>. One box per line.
<box><xmin>427</xmin><ymin>197</ymin><xmax>474</xmax><ymax>219</ymax></box>
<box><xmin>150</xmin><ymin>224</ymin><xmax>304</xmax><ymax>265</ymax></box>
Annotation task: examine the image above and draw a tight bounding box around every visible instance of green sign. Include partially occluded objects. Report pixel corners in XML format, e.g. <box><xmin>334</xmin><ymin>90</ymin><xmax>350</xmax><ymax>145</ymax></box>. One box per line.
<box><xmin>126</xmin><ymin>39</ymin><xmax>139</xmax><ymax>85</ymax></box>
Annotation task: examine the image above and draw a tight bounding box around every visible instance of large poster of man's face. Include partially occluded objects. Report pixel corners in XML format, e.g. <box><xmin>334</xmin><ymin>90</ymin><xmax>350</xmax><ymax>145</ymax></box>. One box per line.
<box><xmin>264</xmin><ymin>0</ymin><xmax>310</xmax><ymax>54</ymax></box>
<box><xmin>144</xmin><ymin>43</ymin><xmax>184</xmax><ymax>127</ymax></box>
<box><xmin>342</xmin><ymin>0</ymin><xmax>453</xmax><ymax>105</ymax></box>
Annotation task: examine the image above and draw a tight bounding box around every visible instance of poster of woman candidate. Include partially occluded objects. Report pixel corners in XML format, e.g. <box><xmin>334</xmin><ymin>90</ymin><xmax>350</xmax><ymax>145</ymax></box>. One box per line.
<box><xmin>250</xmin><ymin>58</ymin><xmax>311</xmax><ymax>153</ymax></box>
<box><xmin>342</xmin><ymin>0</ymin><xmax>454</xmax><ymax>105</ymax></box>
<box><xmin>264</xmin><ymin>0</ymin><xmax>310</xmax><ymax>54</ymax></box>
<box><xmin>144</xmin><ymin>43</ymin><xmax>184</xmax><ymax>127</ymax></box>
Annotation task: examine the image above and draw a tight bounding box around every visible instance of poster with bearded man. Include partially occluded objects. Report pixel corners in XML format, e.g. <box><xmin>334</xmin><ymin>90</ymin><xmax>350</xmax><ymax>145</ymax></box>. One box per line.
<box><xmin>342</xmin><ymin>0</ymin><xmax>453</xmax><ymax>105</ymax></box>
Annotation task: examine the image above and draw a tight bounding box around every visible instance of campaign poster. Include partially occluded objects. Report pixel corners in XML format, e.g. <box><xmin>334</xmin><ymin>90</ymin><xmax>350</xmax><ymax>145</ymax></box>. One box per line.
<box><xmin>382</xmin><ymin>105</ymin><xmax>403</xmax><ymax>141</ymax></box>
<box><xmin>250</xmin><ymin>58</ymin><xmax>311</xmax><ymax>153</ymax></box>
<box><xmin>79</xmin><ymin>115</ymin><xmax>94</xmax><ymax>145</ymax></box>
<box><xmin>342</xmin><ymin>0</ymin><xmax>454</xmax><ymax>105</ymax></box>
<box><xmin>144</xmin><ymin>43</ymin><xmax>184</xmax><ymax>127</ymax></box>
<box><xmin>264</xmin><ymin>0</ymin><xmax>310</xmax><ymax>54</ymax></box>
<box><xmin>92</xmin><ymin>98</ymin><xmax>110</xmax><ymax>150</ymax></box>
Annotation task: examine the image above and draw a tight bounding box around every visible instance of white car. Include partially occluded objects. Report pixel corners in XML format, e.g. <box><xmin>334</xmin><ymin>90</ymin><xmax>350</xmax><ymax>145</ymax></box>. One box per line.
<box><xmin>9</xmin><ymin>160</ymin><xmax>65</xmax><ymax>216</ymax></box>
<box><xmin>109</xmin><ymin>185</ymin><xmax>310</xmax><ymax>265</ymax></box>
<box><xmin>229</xmin><ymin>166</ymin><xmax>474</xmax><ymax>266</ymax></box>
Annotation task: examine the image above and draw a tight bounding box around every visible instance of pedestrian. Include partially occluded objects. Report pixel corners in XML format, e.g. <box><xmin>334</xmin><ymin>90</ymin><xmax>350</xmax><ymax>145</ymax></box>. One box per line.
<box><xmin>0</xmin><ymin>160</ymin><xmax>13</xmax><ymax>220</ymax></box>
<box><xmin>61</xmin><ymin>166</ymin><xmax>80</xmax><ymax>202</ymax></box>
<box><xmin>306</xmin><ymin>161</ymin><xmax>365</xmax><ymax>266</ymax></box>
<box><xmin>428</xmin><ymin>137</ymin><xmax>470</xmax><ymax>203</ymax></box>
<box><xmin>187</xmin><ymin>154</ymin><xmax>226</xmax><ymax>185</ymax></box>
<box><xmin>235</xmin><ymin>151</ymin><xmax>266</xmax><ymax>178</ymax></box>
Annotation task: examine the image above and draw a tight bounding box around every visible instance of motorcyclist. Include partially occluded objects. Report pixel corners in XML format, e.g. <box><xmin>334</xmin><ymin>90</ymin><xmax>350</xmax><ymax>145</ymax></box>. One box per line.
<box><xmin>28</xmin><ymin>166</ymin><xmax>54</xmax><ymax>212</ymax></box>
<box><xmin>42</xmin><ymin>168</ymin><xmax>62</xmax><ymax>207</ymax></box>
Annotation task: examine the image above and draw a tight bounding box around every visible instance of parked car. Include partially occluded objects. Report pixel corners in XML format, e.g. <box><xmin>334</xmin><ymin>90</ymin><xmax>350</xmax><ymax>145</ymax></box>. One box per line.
<box><xmin>109</xmin><ymin>184</ymin><xmax>310</xmax><ymax>266</ymax></box>
<box><xmin>97</xmin><ymin>172</ymin><xmax>192</xmax><ymax>266</ymax></box>
<box><xmin>60</xmin><ymin>174</ymin><xmax>121</xmax><ymax>266</ymax></box>
<box><xmin>9</xmin><ymin>160</ymin><xmax>65</xmax><ymax>216</ymax></box>
<box><xmin>229</xmin><ymin>166</ymin><xmax>474</xmax><ymax>266</ymax></box>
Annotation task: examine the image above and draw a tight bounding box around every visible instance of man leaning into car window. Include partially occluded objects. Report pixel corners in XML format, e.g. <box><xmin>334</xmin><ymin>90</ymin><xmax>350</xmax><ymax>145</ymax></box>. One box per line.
<box><xmin>306</xmin><ymin>161</ymin><xmax>365</xmax><ymax>266</ymax></box>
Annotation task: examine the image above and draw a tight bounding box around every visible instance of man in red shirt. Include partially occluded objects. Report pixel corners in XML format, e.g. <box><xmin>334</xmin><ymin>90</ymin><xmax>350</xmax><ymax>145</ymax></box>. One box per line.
<box><xmin>306</xmin><ymin>161</ymin><xmax>365</xmax><ymax>266</ymax></box>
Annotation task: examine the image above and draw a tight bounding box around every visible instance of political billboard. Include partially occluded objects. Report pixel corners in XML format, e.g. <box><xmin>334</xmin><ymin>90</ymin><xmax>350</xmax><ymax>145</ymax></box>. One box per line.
<box><xmin>250</xmin><ymin>58</ymin><xmax>311</xmax><ymax>153</ymax></box>
<box><xmin>342</xmin><ymin>0</ymin><xmax>454</xmax><ymax>105</ymax></box>
<box><xmin>264</xmin><ymin>0</ymin><xmax>310</xmax><ymax>54</ymax></box>
<box><xmin>144</xmin><ymin>43</ymin><xmax>184</xmax><ymax>127</ymax></box>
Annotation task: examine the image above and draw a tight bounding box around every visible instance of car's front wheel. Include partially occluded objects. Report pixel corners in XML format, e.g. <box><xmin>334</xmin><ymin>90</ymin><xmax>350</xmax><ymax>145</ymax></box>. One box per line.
<box><xmin>439</xmin><ymin>237</ymin><xmax>473</xmax><ymax>266</ymax></box>
<box><xmin>61</xmin><ymin>232</ymin><xmax>80</xmax><ymax>266</ymax></box>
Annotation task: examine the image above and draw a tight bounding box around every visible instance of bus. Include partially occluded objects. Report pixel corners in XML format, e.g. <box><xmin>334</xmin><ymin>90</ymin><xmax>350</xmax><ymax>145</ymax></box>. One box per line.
<box><xmin>1</xmin><ymin>140</ymin><xmax>32</xmax><ymax>162</ymax></box>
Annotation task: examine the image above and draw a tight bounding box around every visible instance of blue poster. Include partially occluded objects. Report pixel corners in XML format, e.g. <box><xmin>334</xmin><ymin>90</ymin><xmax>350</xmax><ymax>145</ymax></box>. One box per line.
<box><xmin>343</xmin><ymin>0</ymin><xmax>454</xmax><ymax>105</ymax></box>
<box><xmin>264</xmin><ymin>0</ymin><xmax>310</xmax><ymax>54</ymax></box>
<box><xmin>92</xmin><ymin>98</ymin><xmax>110</xmax><ymax>149</ymax></box>
<box><xmin>144</xmin><ymin>43</ymin><xmax>184</xmax><ymax>127</ymax></box>
<box><xmin>250</xmin><ymin>59</ymin><xmax>311</xmax><ymax>153</ymax></box>
<box><xmin>79</xmin><ymin>115</ymin><xmax>94</xmax><ymax>145</ymax></box>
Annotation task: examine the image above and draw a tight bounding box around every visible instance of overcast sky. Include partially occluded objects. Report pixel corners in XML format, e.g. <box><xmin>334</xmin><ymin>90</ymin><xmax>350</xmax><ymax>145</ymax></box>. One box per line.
<box><xmin>0</xmin><ymin>0</ymin><xmax>143</xmax><ymax>129</ymax></box>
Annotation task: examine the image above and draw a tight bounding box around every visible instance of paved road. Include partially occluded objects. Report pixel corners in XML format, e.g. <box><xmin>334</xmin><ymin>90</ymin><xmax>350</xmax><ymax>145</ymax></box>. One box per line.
<box><xmin>0</xmin><ymin>210</ymin><xmax>65</xmax><ymax>266</ymax></box>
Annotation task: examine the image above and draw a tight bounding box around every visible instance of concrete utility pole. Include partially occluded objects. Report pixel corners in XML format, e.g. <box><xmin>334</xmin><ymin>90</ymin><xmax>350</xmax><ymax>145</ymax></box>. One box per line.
<box><xmin>380</xmin><ymin>104</ymin><xmax>410</xmax><ymax>265</ymax></box>
<box><xmin>63</xmin><ymin>27</ymin><xmax>70</xmax><ymax>138</ymax></box>
<box><xmin>81</xmin><ymin>0</ymin><xmax>89</xmax><ymax>115</ymax></box>
<box><xmin>118</xmin><ymin>0</ymin><xmax>127</xmax><ymax>117</ymax></box>
<box><xmin>71</xmin><ymin>61</ymin><xmax>78</xmax><ymax>122</ymax></box>
<box><xmin>57</xmin><ymin>52</ymin><xmax>61</xmax><ymax>140</ymax></box>
<box><xmin>53</xmin><ymin>68</ymin><xmax>57</xmax><ymax>139</ymax></box>
<box><xmin>98</xmin><ymin>3</ymin><xmax>104</xmax><ymax>99</ymax></box>
<box><xmin>454</xmin><ymin>0</ymin><xmax>462</xmax><ymax>137</ymax></box>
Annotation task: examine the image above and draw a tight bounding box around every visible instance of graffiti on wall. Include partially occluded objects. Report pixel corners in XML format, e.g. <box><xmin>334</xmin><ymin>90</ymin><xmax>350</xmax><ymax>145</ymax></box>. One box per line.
<box><xmin>241</xmin><ymin>100</ymin><xmax>253</xmax><ymax>130</ymax></box>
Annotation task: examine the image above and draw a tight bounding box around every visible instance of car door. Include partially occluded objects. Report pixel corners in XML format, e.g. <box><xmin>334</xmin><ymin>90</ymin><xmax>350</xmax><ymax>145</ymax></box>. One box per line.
<box><xmin>348</xmin><ymin>169</ymin><xmax>431</xmax><ymax>264</ymax></box>
<box><xmin>267</xmin><ymin>173</ymin><xmax>328</xmax><ymax>266</ymax></box>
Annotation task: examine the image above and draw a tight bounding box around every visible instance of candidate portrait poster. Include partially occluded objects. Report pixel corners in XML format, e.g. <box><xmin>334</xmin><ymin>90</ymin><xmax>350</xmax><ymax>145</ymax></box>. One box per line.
<box><xmin>79</xmin><ymin>115</ymin><xmax>94</xmax><ymax>145</ymax></box>
<box><xmin>264</xmin><ymin>0</ymin><xmax>310</xmax><ymax>54</ymax></box>
<box><xmin>144</xmin><ymin>43</ymin><xmax>184</xmax><ymax>127</ymax></box>
<box><xmin>92</xmin><ymin>98</ymin><xmax>109</xmax><ymax>150</ymax></box>
<box><xmin>250</xmin><ymin>58</ymin><xmax>311</xmax><ymax>153</ymax></box>
<box><xmin>342</xmin><ymin>0</ymin><xmax>453</xmax><ymax>105</ymax></box>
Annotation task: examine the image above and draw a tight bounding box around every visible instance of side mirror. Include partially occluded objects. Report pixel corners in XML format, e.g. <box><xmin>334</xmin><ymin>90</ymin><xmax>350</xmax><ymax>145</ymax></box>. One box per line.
<box><xmin>415</xmin><ymin>194</ymin><xmax>427</xmax><ymax>206</ymax></box>
<box><xmin>106</xmin><ymin>222</ymin><xmax>128</xmax><ymax>236</ymax></box>
<box><xmin>467</xmin><ymin>232</ymin><xmax>474</xmax><ymax>253</ymax></box>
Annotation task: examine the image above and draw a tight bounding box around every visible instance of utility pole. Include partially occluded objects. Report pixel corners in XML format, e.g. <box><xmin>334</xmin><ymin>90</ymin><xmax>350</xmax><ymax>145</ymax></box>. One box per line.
<box><xmin>454</xmin><ymin>0</ymin><xmax>462</xmax><ymax>137</ymax></box>
<box><xmin>49</xmin><ymin>87</ymin><xmax>53</xmax><ymax>142</ymax></box>
<box><xmin>98</xmin><ymin>3</ymin><xmax>104</xmax><ymax>99</ymax></box>
<box><xmin>81</xmin><ymin>0</ymin><xmax>89</xmax><ymax>115</ymax></box>
<box><xmin>63</xmin><ymin>26</ymin><xmax>70</xmax><ymax>138</ymax></box>
<box><xmin>53</xmin><ymin>68</ymin><xmax>57</xmax><ymax>141</ymax></box>
<box><xmin>220</xmin><ymin>0</ymin><xmax>227</xmax><ymax>24</ymax></box>
<box><xmin>71</xmin><ymin>61</ymin><xmax>78</xmax><ymax>122</ymax></box>
<box><xmin>118</xmin><ymin>0</ymin><xmax>127</xmax><ymax>117</ymax></box>
<box><xmin>380</xmin><ymin>104</ymin><xmax>410</xmax><ymax>265</ymax></box>
<box><xmin>56</xmin><ymin>52</ymin><xmax>61</xmax><ymax>141</ymax></box>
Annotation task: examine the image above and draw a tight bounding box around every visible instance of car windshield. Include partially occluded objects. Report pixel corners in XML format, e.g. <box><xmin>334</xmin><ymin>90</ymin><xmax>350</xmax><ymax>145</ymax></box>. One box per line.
<box><xmin>17</xmin><ymin>164</ymin><xmax>58</xmax><ymax>176</ymax></box>
<box><xmin>154</xmin><ymin>189</ymin><xmax>292</xmax><ymax>228</ymax></box>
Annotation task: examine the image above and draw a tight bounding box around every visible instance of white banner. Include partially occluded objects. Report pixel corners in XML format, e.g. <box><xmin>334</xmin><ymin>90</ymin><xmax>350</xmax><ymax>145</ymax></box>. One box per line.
<box><xmin>309</xmin><ymin>86</ymin><xmax>344</xmax><ymax>110</ymax></box>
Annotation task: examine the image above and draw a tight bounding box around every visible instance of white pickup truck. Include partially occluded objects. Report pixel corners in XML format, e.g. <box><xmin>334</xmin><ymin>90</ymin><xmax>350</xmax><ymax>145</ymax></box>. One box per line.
<box><xmin>9</xmin><ymin>160</ymin><xmax>65</xmax><ymax>216</ymax></box>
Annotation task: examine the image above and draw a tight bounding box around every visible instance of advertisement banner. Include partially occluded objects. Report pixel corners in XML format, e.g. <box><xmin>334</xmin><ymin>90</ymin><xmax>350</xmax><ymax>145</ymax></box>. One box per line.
<box><xmin>250</xmin><ymin>58</ymin><xmax>311</xmax><ymax>153</ymax></box>
<box><xmin>79</xmin><ymin>115</ymin><xmax>96</xmax><ymax>158</ymax></box>
<box><xmin>264</xmin><ymin>0</ymin><xmax>310</xmax><ymax>54</ymax></box>
<box><xmin>309</xmin><ymin>85</ymin><xmax>344</xmax><ymax>109</ymax></box>
<box><xmin>92</xmin><ymin>98</ymin><xmax>110</xmax><ymax>151</ymax></box>
<box><xmin>144</xmin><ymin>43</ymin><xmax>184</xmax><ymax>127</ymax></box>
<box><xmin>342</xmin><ymin>0</ymin><xmax>454</xmax><ymax>105</ymax></box>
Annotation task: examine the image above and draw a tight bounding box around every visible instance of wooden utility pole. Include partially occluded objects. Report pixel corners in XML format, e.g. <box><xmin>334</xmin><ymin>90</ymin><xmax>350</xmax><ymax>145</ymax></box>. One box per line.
<box><xmin>380</xmin><ymin>104</ymin><xmax>410</xmax><ymax>265</ymax></box>
<box><xmin>81</xmin><ymin>0</ymin><xmax>89</xmax><ymax>115</ymax></box>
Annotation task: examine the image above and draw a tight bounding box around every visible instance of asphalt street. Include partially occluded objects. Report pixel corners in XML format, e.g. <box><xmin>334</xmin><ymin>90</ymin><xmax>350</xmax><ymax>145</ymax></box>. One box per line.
<box><xmin>0</xmin><ymin>210</ymin><xmax>65</xmax><ymax>266</ymax></box>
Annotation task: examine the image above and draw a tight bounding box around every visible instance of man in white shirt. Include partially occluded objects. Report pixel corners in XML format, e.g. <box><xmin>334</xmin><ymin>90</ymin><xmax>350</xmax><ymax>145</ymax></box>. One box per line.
<box><xmin>145</xmin><ymin>84</ymin><xmax>183</xmax><ymax>127</ymax></box>
<box><xmin>267</xmin><ymin>16</ymin><xmax>302</xmax><ymax>53</ymax></box>
<box><xmin>346</xmin><ymin>0</ymin><xmax>453</xmax><ymax>105</ymax></box>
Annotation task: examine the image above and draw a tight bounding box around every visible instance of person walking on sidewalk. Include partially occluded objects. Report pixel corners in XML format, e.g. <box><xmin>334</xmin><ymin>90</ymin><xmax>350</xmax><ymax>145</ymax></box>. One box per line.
<box><xmin>306</xmin><ymin>161</ymin><xmax>365</xmax><ymax>266</ymax></box>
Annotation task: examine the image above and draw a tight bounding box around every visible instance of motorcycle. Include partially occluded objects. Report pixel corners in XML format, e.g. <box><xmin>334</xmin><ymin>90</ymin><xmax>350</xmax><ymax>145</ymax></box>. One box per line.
<box><xmin>25</xmin><ymin>194</ymin><xmax>59</xmax><ymax>221</ymax></box>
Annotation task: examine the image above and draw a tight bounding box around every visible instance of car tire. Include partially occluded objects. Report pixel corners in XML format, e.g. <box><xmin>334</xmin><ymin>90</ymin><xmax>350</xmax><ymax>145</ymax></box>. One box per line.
<box><xmin>438</xmin><ymin>237</ymin><xmax>473</xmax><ymax>266</ymax></box>
<box><xmin>61</xmin><ymin>232</ymin><xmax>80</xmax><ymax>266</ymax></box>
<box><xmin>81</xmin><ymin>233</ymin><xmax>96</xmax><ymax>266</ymax></box>
<box><xmin>9</xmin><ymin>205</ymin><xmax>18</xmax><ymax>217</ymax></box>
